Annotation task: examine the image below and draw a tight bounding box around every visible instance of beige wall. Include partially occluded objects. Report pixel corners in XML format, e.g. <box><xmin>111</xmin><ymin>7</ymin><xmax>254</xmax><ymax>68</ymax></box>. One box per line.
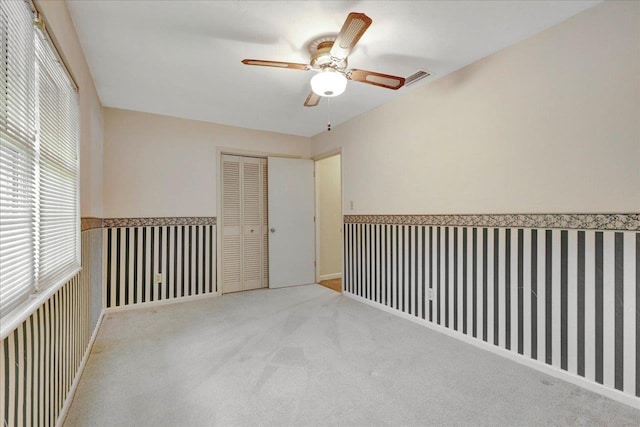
<box><xmin>103</xmin><ymin>108</ymin><xmax>310</xmax><ymax>218</ymax></box>
<box><xmin>36</xmin><ymin>0</ymin><xmax>104</xmax><ymax>218</ymax></box>
<box><xmin>311</xmin><ymin>1</ymin><xmax>639</xmax><ymax>214</ymax></box>
<box><xmin>317</xmin><ymin>155</ymin><xmax>342</xmax><ymax>278</ymax></box>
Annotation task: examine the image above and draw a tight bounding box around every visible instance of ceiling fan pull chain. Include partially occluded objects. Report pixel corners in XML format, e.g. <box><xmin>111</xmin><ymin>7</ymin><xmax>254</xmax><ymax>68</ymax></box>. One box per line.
<box><xmin>327</xmin><ymin>97</ymin><xmax>331</xmax><ymax>132</ymax></box>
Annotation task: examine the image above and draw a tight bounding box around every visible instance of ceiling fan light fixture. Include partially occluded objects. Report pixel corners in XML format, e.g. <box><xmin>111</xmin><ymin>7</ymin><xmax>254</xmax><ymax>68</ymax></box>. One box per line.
<box><xmin>310</xmin><ymin>69</ymin><xmax>347</xmax><ymax>97</ymax></box>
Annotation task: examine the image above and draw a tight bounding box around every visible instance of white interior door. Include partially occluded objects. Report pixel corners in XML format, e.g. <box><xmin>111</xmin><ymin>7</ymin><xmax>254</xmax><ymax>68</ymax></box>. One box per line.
<box><xmin>268</xmin><ymin>157</ymin><xmax>315</xmax><ymax>288</ymax></box>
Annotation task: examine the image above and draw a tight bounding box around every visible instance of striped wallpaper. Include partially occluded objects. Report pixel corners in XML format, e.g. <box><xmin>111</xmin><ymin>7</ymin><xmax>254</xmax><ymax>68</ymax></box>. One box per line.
<box><xmin>1</xmin><ymin>227</ymin><xmax>103</xmax><ymax>427</ymax></box>
<box><xmin>344</xmin><ymin>221</ymin><xmax>639</xmax><ymax>399</ymax></box>
<box><xmin>2</xmin><ymin>218</ymin><xmax>215</xmax><ymax>425</ymax></box>
<box><xmin>104</xmin><ymin>224</ymin><xmax>217</xmax><ymax>309</ymax></box>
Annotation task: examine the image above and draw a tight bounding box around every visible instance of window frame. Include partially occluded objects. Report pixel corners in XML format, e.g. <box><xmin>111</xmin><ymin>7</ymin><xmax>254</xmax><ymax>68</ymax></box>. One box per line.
<box><xmin>0</xmin><ymin>0</ymin><xmax>80</xmax><ymax>340</ymax></box>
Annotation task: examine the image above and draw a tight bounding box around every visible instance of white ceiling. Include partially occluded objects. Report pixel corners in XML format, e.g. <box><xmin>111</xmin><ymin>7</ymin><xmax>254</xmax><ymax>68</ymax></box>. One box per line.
<box><xmin>67</xmin><ymin>0</ymin><xmax>600</xmax><ymax>137</ymax></box>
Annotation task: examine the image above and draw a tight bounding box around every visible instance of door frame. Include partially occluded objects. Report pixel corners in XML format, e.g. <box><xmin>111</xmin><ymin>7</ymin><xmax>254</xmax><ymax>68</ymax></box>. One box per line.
<box><xmin>312</xmin><ymin>148</ymin><xmax>343</xmax><ymax>284</ymax></box>
<box><xmin>216</xmin><ymin>147</ymin><xmax>303</xmax><ymax>295</ymax></box>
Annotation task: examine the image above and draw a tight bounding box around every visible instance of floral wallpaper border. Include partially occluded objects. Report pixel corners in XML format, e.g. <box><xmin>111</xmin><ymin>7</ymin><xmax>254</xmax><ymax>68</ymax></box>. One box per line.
<box><xmin>344</xmin><ymin>213</ymin><xmax>640</xmax><ymax>231</ymax></box>
<box><xmin>103</xmin><ymin>217</ymin><xmax>217</xmax><ymax>228</ymax></box>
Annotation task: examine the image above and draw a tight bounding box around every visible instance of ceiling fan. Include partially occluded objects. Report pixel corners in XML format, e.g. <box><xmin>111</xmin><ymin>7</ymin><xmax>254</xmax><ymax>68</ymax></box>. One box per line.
<box><xmin>242</xmin><ymin>12</ymin><xmax>406</xmax><ymax>107</ymax></box>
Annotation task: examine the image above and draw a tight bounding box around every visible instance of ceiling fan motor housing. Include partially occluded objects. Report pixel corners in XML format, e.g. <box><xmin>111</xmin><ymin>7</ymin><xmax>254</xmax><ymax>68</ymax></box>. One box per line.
<box><xmin>310</xmin><ymin>40</ymin><xmax>347</xmax><ymax>71</ymax></box>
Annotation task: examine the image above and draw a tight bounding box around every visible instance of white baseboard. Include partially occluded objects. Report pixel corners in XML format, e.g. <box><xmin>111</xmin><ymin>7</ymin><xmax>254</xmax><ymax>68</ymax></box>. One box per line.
<box><xmin>343</xmin><ymin>291</ymin><xmax>640</xmax><ymax>411</ymax></box>
<box><xmin>319</xmin><ymin>273</ymin><xmax>342</xmax><ymax>281</ymax></box>
<box><xmin>104</xmin><ymin>291</ymin><xmax>220</xmax><ymax>314</ymax></box>
<box><xmin>56</xmin><ymin>310</ymin><xmax>105</xmax><ymax>427</ymax></box>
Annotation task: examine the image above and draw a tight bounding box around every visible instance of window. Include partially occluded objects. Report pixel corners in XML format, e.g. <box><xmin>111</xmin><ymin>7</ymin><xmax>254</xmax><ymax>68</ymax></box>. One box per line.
<box><xmin>0</xmin><ymin>0</ymin><xmax>79</xmax><ymax>326</ymax></box>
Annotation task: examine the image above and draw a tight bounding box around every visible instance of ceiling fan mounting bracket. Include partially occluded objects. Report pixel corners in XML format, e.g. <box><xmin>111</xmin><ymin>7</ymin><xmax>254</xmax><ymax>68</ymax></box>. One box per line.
<box><xmin>308</xmin><ymin>36</ymin><xmax>336</xmax><ymax>55</ymax></box>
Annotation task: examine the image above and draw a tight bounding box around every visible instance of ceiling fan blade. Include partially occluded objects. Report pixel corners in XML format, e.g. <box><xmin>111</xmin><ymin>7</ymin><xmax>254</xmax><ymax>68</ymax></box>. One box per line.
<box><xmin>330</xmin><ymin>12</ymin><xmax>372</xmax><ymax>60</ymax></box>
<box><xmin>241</xmin><ymin>59</ymin><xmax>309</xmax><ymax>70</ymax></box>
<box><xmin>304</xmin><ymin>92</ymin><xmax>321</xmax><ymax>107</ymax></box>
<box><xmin>348</xmin><ymin>69</ymin><xmax>405</xmax><ymax>90</ymax></box>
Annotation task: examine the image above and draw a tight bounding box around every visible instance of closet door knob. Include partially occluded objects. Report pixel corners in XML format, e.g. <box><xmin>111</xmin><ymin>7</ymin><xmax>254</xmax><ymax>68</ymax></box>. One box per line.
<box><xmin>270</xmin><ymin>227</ymin><xmax>276</xmax><ymax>233</ymax></box>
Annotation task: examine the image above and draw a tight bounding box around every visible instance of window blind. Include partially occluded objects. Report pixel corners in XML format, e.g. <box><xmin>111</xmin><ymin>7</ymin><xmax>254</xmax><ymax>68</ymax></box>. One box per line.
<box><xmin>0</xmin><ymin>0</ymin><xmax>79</xmax><ymax>321</ymax></box>
<box><xmin>35</xmin><ymin>25</ymin><xmax>79</xmax><ymax>291</ymax></box>
<box><xmin>0</xmin><ymin>0</ymin><xmax>37</xmax><ymax>317</ymax></box>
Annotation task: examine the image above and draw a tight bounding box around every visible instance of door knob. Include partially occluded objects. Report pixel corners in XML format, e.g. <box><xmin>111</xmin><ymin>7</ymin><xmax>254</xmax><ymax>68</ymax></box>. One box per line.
<box><xmin>250</xmin><ymin>229</ymin><xmax>254</xmax><ymax>233</ymax></box>
<box><xmin>270</xmin><ymin>227</ymin><xmax>276</xmax><ymax>233</ymax></box>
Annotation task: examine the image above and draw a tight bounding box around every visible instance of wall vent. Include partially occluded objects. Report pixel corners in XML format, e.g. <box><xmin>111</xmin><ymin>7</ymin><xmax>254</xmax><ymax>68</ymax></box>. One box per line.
<box><xmin>404</xmin><ymin>70</ymin><xmax>430</xmax><ymax>87</ymax></box>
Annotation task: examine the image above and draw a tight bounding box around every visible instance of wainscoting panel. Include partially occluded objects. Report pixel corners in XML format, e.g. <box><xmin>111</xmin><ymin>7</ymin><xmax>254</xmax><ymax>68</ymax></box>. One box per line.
<box><xmin>344</xmin><ymin>219</ymin><xmax>639</xmax><ymax>400</ymax></box>
<box><xmin>0</xmin><ymin>227</ymin><xmax>103</xmax><ymax>427</ymax></box>
<box><xmin>104</xmin><ymin>224</ymin><xmax>217</xmax><ymax>309</ymax></box>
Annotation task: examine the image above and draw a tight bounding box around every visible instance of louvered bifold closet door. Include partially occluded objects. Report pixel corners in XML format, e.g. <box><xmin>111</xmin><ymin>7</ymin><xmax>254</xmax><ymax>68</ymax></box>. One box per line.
<box><xmin>242</xmin><ymin>157</ymin><xmax>263</xmax><ymax>290</ymax></box>
<box><xmin>221</xmin><ymin>155</ymin><xmax>267</xmax><ymax>293</ymax></box>
<box><xmin>262</xmin><ymin>160</ymin><xmax>269</xmax><ymax>288</ymax></box>
<box><xmin>222</xmin><ymin>155</ymin><xmax>242</xmax><ymax>293</ymax></box>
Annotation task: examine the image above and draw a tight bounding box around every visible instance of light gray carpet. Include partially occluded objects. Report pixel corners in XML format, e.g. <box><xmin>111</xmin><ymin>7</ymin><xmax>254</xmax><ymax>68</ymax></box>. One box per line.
<box><xmin>64</xmin><ymin>284</ymin><xmax>640</xmax><ymax>426</ymax></box>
